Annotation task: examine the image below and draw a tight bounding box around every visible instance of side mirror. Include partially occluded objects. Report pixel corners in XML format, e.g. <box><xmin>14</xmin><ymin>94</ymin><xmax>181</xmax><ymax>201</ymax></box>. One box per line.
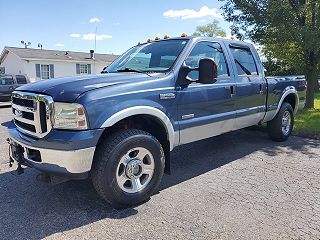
<box><xmin>198</xmin><ymin>58</ymin><xmax>218</xmax><ymax>84</ymax></box>
<box><xmin>178</xmin><ymin>58</ymin><xmax>218</xmax><ymax>86</ymax></box>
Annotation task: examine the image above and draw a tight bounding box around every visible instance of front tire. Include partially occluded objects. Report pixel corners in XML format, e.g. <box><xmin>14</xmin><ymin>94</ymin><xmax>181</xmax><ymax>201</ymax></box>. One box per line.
<box><xmin>267</xmin><ymin>102</ymin><xmax>294</xmax><ymax>142</ymax></box>
<box><xmin>91</xmin><ymin>129</ymin><xmax>165</xmax><ymax>208</ymax></box>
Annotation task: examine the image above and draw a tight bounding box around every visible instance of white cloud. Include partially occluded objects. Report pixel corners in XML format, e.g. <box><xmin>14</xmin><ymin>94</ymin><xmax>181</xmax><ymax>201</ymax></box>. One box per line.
<box><xmin>199</xmin><ymin>19</ymin><xmax>208</xmax><ymax>23</ymax></box>
<box><xmin>69</xmin><ymin>33</ymin><xmax>81</xmax><ymax>38</ymax></box>
<box><xmin>82</xmin><ymin>33</ymin><xmax>112</xmax><ymax>41</ymax></box>
<box><xmin>89</xmin><ymin>17</ymin><xmax>102</xmax><ymax>23</ymax></box>
<box><xmin>113</xmin><ymin>22</ymin><xmax>120</xmax><ymax>26</ymax></box>
<box><xmin>69</xmin><ymin>33</ymin><xmax>112</xmax><ymax>41</ymax></box>
<box><xmin>54</xmin><ymin>43</ymin><xmax>65</xmax><ymax>47</ymax></box>
<box><xmin>163</xmin><ymin>6</ymin><xmax>222</xmax><ymax>20</ymax></box>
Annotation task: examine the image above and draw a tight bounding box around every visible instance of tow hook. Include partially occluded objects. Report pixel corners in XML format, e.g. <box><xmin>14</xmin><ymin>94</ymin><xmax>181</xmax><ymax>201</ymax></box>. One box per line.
<box><xmin>7</xmin><ymin>138</ymin><xmax>15</xmax><ymax>168</ymax></box>
<box><xmin>16</xmin><ymin>164</ymin><xmax>24</xmax><ymax>175</ymax></box>
<box><xmin>7</xmin><ymin>138</ymin><xmax>25</xmax><ymax>175</ymax></box>
<box><xmin>8</xmin><ymin>158</ymin><xmax>14</xmax><ymax>168</ymax></box>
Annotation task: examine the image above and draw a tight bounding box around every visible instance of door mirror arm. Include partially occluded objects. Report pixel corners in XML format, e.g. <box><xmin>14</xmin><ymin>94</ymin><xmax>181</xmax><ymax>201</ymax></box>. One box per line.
<box><xmin>178</xmin><ymin>63</ymin><xmax>198</xmax><ymax>86</ymax></box>
<box><xmin>178</xmin><ymin>58</ymin><xmax>218</xmax><ymax>86</ymax></box>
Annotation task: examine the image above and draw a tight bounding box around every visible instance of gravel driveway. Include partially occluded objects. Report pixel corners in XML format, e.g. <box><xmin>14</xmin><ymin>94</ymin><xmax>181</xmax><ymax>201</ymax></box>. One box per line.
<box><xmin>0</xmin><ymin>107</ymin><xmax>319</xmax><ymax>240</ymax></box>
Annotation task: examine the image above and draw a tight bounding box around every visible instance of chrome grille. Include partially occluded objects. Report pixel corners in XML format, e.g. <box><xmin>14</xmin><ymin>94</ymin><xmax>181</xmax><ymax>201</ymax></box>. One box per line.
<box><xmin>11</xmin><ymin>91</ymin><xmax>54</xmax><ymax>138</ymax></box>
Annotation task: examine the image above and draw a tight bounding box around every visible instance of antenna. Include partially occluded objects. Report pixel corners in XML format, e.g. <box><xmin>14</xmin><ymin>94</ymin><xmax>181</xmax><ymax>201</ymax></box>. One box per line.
<box><xmin>21</xmin><ymin>40</ymin><xmax>31</xmax><ymax>48</ymax></box>
<box><xmin>94</xmin><ymin>26</ymin><xmax>97</xmax><ymax>74</ymax></box>
<box><xmin>38</xmin><ymin>43</ymin><xmax>43</xmax><ymax>50</ymax></box>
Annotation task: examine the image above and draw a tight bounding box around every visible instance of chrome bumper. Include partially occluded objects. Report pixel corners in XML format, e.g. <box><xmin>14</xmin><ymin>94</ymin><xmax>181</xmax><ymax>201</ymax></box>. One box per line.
<box><xmin>9</xmin><ymin>137</ymin><xmax>95</xmax><ymax>176</ymax></box>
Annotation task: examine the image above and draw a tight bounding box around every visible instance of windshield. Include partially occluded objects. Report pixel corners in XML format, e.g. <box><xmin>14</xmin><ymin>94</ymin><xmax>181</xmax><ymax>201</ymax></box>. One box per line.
<box><xmin>106</xmin><ymin>39</ymin><xmax>189</xmax><ymax>73</ymax></box>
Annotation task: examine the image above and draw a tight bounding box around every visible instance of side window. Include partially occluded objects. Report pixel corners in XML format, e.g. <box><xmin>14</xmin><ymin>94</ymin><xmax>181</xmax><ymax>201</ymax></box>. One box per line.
<box><xmin>185</xmin><ymin>42</ymin><xmax>229</xmax><ymax>81</ymax></box>
<box><xmin>230</xmin><ymin>47</ymin><xmax>258</xmax><ymax>75</ymax></box>
<box><xmin>16</xmin><ymin>75</ymin><xmax>27</xmax><ymax>84</ymax></box>
<box><xmin>0</xmin><ymin>75</ymin><xmax>14</xmax><ymax>85</ymax></box>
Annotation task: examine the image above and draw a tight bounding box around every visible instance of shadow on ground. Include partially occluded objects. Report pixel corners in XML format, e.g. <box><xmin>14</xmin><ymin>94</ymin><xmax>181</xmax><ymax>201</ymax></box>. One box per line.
<box><xmin>0</xmin><ymin>128</ymin><xmax>318</xmax><ymax>239</ymax></box>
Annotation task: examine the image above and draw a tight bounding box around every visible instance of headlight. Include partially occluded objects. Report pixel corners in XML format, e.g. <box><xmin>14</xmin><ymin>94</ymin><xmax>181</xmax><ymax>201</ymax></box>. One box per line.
<box><xmin>53</xmin><ymin>102</ymin><xmax>88</xmax><ymax>130</ymax></box>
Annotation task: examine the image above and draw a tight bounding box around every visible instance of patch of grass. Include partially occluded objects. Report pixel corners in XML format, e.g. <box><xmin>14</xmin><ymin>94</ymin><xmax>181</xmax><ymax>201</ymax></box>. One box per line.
<box><xmin>294</xmin><ymin>92</ymin><xmax>320</xmax><ymax>139</ymax></box>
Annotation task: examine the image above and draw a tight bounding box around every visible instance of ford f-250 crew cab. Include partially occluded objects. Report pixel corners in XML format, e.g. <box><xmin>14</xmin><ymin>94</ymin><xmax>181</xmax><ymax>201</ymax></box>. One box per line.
<box><xmin>7</xmin><ymin>36</ymin><xmax>306</xmax><ymax>208</ymax></box>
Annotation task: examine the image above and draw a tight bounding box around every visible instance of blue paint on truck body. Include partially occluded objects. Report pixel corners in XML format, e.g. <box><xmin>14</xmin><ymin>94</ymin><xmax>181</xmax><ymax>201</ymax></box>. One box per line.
<box><xmin>7</xmin><ymin>37</ymin><xmax>306</xmax><ymax>176</ymax></box>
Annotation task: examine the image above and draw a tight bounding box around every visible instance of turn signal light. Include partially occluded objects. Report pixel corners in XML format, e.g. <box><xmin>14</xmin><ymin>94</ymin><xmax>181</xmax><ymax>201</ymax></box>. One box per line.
<box><xmin>147</xmin><ymin>38</ymin><xmax>152</xmax><ymax>43</ymax></box>
<box><xmin>181</xmin><ymin>33</ymin><xmax>188</xmax><ymax>37</ymax></box>
<box><xmin>164</xmin><ymin>35</ymin><xmax>170</xmax><ymax>39</ymax></box>
<box><xmin>155</xmin><ymin>37</ymin><xmax>160</xmax><ymax>41</ymax></box>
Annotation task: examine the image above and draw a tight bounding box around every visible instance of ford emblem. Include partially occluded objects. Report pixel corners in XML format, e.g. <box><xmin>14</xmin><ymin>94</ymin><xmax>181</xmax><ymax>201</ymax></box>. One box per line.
<box><xmin>15</xmin><ymin>109</ymin><xmax>23</xmax><ymax>118</ymax></box>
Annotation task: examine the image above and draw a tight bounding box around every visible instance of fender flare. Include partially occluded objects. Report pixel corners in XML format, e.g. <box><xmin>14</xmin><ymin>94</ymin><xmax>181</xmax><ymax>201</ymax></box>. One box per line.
<box><xmin>276</xmin><ymin>87</ymin><xmax>299</xmax><ymax>115</ymax></box>
<box><xmin>101</xmin><ymin>106</ymin><xmax>176</xmax><ymax>150</ymax></box>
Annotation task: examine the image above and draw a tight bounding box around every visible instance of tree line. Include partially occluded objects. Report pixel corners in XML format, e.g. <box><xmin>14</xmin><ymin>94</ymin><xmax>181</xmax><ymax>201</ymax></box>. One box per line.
<box><xmin>192</xmin><ymin>1</ymin><xmax>319</xmax><ymax>109</ymax></box>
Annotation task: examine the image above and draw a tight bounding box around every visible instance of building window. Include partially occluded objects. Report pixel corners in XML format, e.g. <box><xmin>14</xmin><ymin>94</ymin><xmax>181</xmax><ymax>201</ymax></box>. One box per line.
<box><xmin>40</xmin><ymin>64</ymin><xmax>50</xmax><ymax>79</ymax></box>
<box><xmin>79</xmin><ymin>64</ymin><xmax>89</xmax><ymax>74</ymax></box>
<box><xmin>76</xmin><ymin>64</ymin><xmax>91</xmax><ymax>75</ymax></box>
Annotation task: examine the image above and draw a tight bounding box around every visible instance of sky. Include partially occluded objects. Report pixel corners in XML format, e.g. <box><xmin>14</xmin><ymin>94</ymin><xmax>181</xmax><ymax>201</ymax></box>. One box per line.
<box><xmin>0</xmin><ymin>0</ymin><xmax>232</xmax><ymax>55</ymax></box>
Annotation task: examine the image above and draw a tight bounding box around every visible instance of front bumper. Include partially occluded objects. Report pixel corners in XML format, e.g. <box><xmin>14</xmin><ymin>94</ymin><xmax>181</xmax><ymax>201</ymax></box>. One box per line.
<box><xmin>7</xmin><ymin>121</ymin><xmax>104</xmax><ymax>178</ymax></box>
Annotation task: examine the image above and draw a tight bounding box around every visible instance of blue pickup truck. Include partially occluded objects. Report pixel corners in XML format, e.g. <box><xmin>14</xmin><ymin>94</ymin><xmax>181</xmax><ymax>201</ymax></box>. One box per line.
<box><xmin>7</xmin><ymin>36</ymin><xmax>306</xmax><ymax>207</ymax></box>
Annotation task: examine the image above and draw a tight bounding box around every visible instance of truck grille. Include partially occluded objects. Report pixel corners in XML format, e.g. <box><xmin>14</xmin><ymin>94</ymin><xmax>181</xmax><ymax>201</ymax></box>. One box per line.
<box><xmin>11</xmin><ymin>91</ymin><xmax>54</xmax><ymax>138</ymax></box>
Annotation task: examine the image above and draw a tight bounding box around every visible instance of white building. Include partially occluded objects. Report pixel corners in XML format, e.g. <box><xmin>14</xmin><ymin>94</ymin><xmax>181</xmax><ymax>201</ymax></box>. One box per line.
<box><xmin>0</xmin><ymin>47</ymin><xmax>118</xmax><ymax>82</ymax></box>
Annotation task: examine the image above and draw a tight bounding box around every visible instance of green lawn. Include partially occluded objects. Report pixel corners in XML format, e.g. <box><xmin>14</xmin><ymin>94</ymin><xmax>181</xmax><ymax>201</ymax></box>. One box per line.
<box><xmin>294</xmin><ymin>92</ymin><xmax>320</xmax><ymax>138</ymax></box>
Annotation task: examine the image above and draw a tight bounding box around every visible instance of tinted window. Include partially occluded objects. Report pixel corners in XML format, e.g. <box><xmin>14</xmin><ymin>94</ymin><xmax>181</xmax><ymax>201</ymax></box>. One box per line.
<box><xmin>0</xmin><ymin>75</ymin><xmax>14</xmax><ymax>85</ymax></box>
<box><xmin>185</xmin><ymin>42</ymin><xmax>229</xmax><ymax>78</ymax></box>
<box><xmin>16</xmin><ymin>75</ymin><xmax>27</xmax><ymax>84</ymax></box>
<box><xmin>230</xmin><ymin>47</ymin><xmax>258</xmax><ymax>75</ymax></box>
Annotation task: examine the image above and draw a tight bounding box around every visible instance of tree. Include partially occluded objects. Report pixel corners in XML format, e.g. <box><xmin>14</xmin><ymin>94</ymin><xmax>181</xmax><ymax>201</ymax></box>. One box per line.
<box><xmin>193</xmin><ymin>20</ymin><xmax>227</xmax><ymax>38</ymax></box>
<box><xmin>219</xmin><ymin>0</ymin><xmax>320</xmax><ymax>108</ymax></box>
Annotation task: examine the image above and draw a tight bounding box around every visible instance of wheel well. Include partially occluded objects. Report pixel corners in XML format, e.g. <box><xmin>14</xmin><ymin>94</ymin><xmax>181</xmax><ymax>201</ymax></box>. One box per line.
<box><xmin>98</xmin><ymin>115</ymin><xmax>171</xmax><ymax>174</ymax></box>
<box><xmin>283</xmin><ymin>94</ymin><xmax>297</xmax><ymax>112</ymax></box>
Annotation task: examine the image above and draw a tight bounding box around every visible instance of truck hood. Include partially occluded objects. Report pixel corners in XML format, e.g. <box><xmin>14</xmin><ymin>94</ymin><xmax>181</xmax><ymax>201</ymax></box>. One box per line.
<box><xmin>16</xmin><ymin>73</ymin><xmax>155</xmax><ymax>102</ymax></box>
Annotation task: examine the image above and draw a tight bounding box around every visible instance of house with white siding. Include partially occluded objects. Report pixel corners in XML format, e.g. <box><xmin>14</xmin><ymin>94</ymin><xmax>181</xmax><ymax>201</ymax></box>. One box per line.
<box><xmin>0</xmin><ymin>47</ymin><xmax>118</xmax><ymax>82</ymax></box>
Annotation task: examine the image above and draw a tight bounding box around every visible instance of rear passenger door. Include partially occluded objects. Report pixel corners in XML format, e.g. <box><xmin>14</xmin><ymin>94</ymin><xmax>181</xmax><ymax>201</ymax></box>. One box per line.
<box><xmin>228</xmin><ymin>44</ymin><xmax>267</xmax><ymax>129</ymax></box>
<box><xmin>177</xmin><ymin>41</ymin><xmax>237</xmax><ymax>144</ymax></box>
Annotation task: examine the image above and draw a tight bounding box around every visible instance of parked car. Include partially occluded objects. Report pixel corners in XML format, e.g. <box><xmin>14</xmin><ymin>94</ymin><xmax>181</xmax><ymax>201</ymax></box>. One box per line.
<box><xmin>7</xmin><ymin>36</ymin><xmax>306</xmax><ymax>208</ymax></box>
<box><xmin>0</xmin><ymin>74</ymin><xmax>30</xmax><ymax>102</ymax></box>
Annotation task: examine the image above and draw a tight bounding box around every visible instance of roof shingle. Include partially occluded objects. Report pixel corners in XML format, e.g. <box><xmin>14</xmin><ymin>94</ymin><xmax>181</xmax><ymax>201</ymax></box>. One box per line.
<box><xmin>3</xmin><ymin>47</ymin><xmax>118</xmax><ymax>63</ymax></box>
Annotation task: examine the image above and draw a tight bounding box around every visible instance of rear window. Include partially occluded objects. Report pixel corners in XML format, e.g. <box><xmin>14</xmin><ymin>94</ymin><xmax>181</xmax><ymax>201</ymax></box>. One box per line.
<box><xmin>0</xmin><ymin>75</ymin><xmax>14</xmax><ymax>85</ymax></box>
<box><xmin>16</xmin><ymin>75</ymin><xmax>27</xmax><ymax>84</ymax></box>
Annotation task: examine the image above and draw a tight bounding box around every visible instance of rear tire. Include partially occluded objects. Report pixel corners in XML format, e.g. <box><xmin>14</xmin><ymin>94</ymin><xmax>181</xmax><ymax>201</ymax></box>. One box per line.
<box><xmin>91</xmin><ymin>129</ymin><xmax>165</xmax><ymax>208</ymax></box>
<box><xmin>267</xmin><ymin>102</ymin><xmax>294</xmax><ymax>142</ymax></box>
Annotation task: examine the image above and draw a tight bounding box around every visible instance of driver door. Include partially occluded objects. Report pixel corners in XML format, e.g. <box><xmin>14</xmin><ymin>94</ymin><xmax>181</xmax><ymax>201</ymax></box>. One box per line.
<box><xmin>176</xmin><ymin>41</ymin><xmax>237</xmax><ymax>145</ymax></box>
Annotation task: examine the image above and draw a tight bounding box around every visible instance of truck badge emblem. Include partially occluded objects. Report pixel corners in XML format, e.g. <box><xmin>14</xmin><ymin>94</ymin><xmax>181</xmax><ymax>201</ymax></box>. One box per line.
<box><xmin>15</xmin><ymin>110</ymin><xmax>23</xmax><ymax>118</ymax></box>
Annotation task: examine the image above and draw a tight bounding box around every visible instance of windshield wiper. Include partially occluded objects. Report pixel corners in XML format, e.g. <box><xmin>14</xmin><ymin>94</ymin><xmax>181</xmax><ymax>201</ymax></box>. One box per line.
<box><xmin>117</xmin><ymin>67</ymin><xmax>154</xmax><ymax>77</ymax></box>
<box><xmin>117</xmin><ymin>68</ymin><xmax>145</xmax><ymax>74</ymax></box>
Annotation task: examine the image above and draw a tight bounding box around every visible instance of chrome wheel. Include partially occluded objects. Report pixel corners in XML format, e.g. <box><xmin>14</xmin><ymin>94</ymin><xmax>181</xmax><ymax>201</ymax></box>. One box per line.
<box><xmin>281</xmin><ymin>110</ymin><xmax>292</xmax><ymax>136</ymax></box>
<box><xmin>116</xmin><ymin>147</ymin><xmax>155</xmax><ymax>194</ymax></box>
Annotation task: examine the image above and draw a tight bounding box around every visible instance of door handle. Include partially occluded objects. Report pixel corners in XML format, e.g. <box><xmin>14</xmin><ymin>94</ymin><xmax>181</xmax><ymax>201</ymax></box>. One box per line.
<box><xmin>225</xmin><ymin>85</ymin><xmax>236</xmax><ymax>97</ymax></box>
<box><xmin>259</xmin><ymin>84</ymin><xmax>264</xmax><ymax>94</ymax></box>
<box><xmin>230</xmin><ymin>85</ymin><xmax>236</xmax><ymax>97</ymax></box>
